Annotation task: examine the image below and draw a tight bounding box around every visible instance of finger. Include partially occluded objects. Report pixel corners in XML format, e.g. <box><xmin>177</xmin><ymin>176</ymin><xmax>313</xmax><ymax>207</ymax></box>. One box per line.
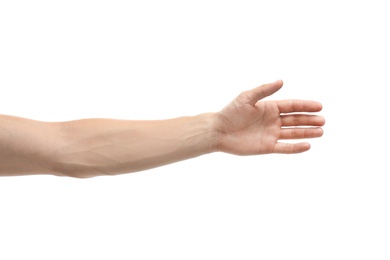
<box><xmin>279</xmin><ymin>127</ymin><xmax>324</xmax><ymax>139</ymax></box>
<box><xmin>281</xmin><ymin>114</ymin><xmax>325</xmax><ymax>127</ymax></box>
<box><xmin>273</xmin><ymin>142</ymin><xmax>311</xmax><ymax>154</ymax></box>
<box><xmin>277</xmin><ymin>100</ymin><xmax>323</xmax><ymax>113</ymax></box>
<box><xmin>239</xmin><ymin>80</ymin><xmax>283</xmax><ymax>106</ymax></box>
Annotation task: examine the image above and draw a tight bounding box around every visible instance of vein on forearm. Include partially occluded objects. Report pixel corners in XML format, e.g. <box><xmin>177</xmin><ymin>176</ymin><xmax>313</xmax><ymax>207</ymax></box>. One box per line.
<box><xmin>53</xmin><ymin>114</ymin><xmax>215</xmax><ymax>177</ymax></box>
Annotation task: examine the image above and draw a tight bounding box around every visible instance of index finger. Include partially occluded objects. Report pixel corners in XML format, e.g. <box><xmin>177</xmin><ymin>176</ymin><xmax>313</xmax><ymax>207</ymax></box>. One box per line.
<box><xmin>276</xmin><ymin>100</ymin><xmax>323</xmax><ymax>113</ymax></box>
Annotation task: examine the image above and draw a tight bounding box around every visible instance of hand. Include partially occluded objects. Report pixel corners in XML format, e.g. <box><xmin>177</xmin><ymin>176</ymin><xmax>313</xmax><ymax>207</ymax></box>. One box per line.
<box><xmin>214</xmin><ymin>80</ymin><xmax>325</xmax><ymax>155</ymax></box>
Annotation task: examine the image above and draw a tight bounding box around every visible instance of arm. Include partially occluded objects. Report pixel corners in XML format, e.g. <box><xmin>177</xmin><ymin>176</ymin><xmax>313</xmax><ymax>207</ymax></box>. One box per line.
<box><xmin>0</xmin><ymin>80</ymin><xmax>324</xmax><ymax>178</ymax></box>
<box><xmin>0</xmin><ymin>113</ymin><xmax>215</xmax><ymax>178</ymax></box>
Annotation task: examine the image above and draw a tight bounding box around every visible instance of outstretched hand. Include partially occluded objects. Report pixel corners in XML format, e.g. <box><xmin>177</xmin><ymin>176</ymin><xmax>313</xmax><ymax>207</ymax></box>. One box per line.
<box><xmin>214</xmin><ymin>80</ymin><xmax>325</xmax><ymax>155</ymax></box>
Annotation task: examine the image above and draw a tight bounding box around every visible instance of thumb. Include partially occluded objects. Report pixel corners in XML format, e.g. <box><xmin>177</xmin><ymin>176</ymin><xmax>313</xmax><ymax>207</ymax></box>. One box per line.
<box><xmin>241</xmin><ymin>80</ymin><xmax>283</xmax><ymax>105</ymax></box>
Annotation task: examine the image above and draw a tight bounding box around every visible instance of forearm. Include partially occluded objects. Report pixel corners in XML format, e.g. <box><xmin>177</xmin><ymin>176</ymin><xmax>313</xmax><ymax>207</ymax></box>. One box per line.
<box><xmin>53</xmin><ymin>113</ymin><xmax>217</xmax><ymax>178</ymax></box>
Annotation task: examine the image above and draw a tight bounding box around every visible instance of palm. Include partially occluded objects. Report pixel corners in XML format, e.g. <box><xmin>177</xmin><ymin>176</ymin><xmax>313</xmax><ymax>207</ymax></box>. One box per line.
<box><xmin>215</xmin><ymin>81</ymin><xmax>324</xmax><ymax>155</ymax></box>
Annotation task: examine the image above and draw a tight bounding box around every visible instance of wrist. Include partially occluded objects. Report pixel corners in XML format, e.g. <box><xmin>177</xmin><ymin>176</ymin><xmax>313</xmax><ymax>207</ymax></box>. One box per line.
<box><xmin>194</xmin><ymin>112</ymin><xmax>219</xmax><ymax>154</ymax></box>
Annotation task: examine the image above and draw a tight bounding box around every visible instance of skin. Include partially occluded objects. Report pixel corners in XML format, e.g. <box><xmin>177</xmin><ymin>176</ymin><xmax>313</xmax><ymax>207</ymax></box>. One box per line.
<box><xmin>0</xmin><ymin>80</ymin><xmax>324</xmax><ymax>178</ymax></box>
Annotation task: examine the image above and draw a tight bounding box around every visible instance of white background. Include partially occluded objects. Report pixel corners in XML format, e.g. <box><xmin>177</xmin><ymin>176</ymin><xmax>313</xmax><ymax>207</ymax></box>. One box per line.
<box><xmin>1</xmin><ymin>1</ymin><xmax>389</xmax><ymax>259</ymax></box>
